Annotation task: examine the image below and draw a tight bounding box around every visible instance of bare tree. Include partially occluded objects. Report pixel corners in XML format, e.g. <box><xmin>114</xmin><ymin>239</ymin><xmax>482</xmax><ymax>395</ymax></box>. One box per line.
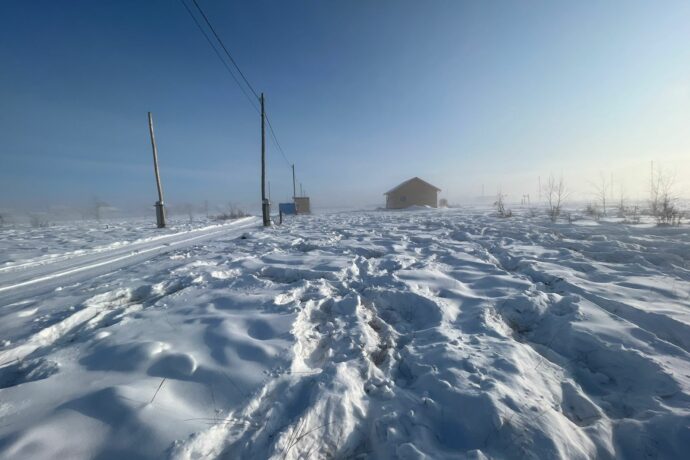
<box><xmin>616</xmin><ymin>185</ymin><xmax>628</xmax><ymax>218</ymax></box>
<box><xmin>543</xmin><ymin>174</ymin><xmax>567</xmax><ymax>222</ymax></box>
<box><xmin>591</xmin><ymin>173</ymin><xmax>610</xmax><ymax>216</ymax></box>
<box><xmin>179</xmin><ymin>203</ymin><xmax>194</xmax><ymax>223</ymax></box>
<box><xmin>650</xmin><ymin>166</ymin><xmax>682</xmax><ymax>225</ymax></box>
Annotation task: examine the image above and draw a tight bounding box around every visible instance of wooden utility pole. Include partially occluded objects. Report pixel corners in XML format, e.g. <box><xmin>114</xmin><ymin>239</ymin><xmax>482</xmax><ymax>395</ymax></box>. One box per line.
<box><xmin>292</xmin><ymin>164</ymin><xmax>296</xmax><ymax>199</ymax></box>
<box><xmin>261</xmin><ymin>94</ymin><xmax>270</xmax><ymax>226</ymax></box>
<box><xmin>147</xmin><ymin>112</ymin><xmax>166</xmax><ymax>228</ymax></box>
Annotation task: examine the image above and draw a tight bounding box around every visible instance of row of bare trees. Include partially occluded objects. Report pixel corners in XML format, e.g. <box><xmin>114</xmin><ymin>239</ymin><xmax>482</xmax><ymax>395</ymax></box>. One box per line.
<box><xmin>587</xmin><ymin>167</ymin><xmax>682</xmax><ymax>225</ymax></box>
<box><xmin>495</xmin><ymin>166</ymin><xmax>684</xmax><ymax>226</ymax></box>
<box><xmin>494</xmin><ymin>174</ymin><xmax>566</xmax><ymax>221</ymax></box>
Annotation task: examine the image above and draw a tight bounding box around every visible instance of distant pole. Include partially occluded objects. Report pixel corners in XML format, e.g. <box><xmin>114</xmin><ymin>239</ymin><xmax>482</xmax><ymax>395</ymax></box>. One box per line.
<box><xmin>268</xmin><ymin>181</ymin><xmax>272</xmax><ymax>202</ymax></box>
<box><xmin>147</xmin><ymin>112</ymin><xmax>166</xmax><ymax>228</ymax></box>
<box><xmin>261</xmin><ymin>94</ymin><xmax>270</xmax><ymax>226</ymax></box>
<box><xmin>300</xmin><ymin>182</ymin><xmax>303</xmax><ymax>197</ymax></box>
<box><xmin>292</xmin><ymin>164</ymin><xmax>296</xmax><ymax>199</ymax></box>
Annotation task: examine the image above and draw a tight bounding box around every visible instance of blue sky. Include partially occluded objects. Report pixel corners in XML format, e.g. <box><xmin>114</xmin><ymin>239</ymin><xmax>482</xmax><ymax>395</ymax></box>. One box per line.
<box><xmin>2</xmin><ymin>0</ymin><xmax>690</xmax><ymax>212</ymax></box>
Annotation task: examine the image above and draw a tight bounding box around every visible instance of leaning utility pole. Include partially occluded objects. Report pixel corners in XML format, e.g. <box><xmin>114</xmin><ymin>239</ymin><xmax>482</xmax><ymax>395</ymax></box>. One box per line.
<box><xmin>292</xmin><ymin>164</ymin><xmax>297</xmax><ymax>199</ymax></box>
<box><xmin>260</xmin><ymin>94</ymin><xmax>270</xmax><ymax>226</ymax></box>
<box><xmin>147</xmin><ymin>112</ymin><xmax>166</xmax><ymax>228</ymax></box>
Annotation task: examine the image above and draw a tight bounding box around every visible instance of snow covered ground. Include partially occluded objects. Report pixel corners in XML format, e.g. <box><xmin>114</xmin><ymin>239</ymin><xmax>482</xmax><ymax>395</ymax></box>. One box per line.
<box><xmin>1</xmin><ymin>208</ymin><xmax>689</xmax><ymax>459</ymax></box>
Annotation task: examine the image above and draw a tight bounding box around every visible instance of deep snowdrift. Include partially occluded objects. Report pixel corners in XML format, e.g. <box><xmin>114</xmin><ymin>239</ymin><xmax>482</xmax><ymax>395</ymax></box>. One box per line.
<box><xmin>1</xmin><ymin>209</ymin><xmax>689</xmax><ymax>459</ymax></box>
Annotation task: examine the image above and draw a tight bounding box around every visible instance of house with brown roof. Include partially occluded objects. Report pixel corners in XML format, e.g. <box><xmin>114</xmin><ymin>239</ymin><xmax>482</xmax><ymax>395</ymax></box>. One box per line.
<box><xmin>384</xmin><ymin>177</ymin><xmax>441</xmax><ymax>209</ymax></box>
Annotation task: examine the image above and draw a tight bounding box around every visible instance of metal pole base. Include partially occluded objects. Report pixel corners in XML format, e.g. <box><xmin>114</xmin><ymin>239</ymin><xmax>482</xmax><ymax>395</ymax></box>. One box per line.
<box><xmin>155</xmin><ymin>201</ymin><xmax>166</xmax><ymax>228</ymax></box>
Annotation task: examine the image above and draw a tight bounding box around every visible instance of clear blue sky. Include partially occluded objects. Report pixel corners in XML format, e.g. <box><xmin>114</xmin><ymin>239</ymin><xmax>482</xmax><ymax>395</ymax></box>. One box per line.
<box><xmin>2</xmin><ymin>0</ymin><xmax>690</xmax><ymax>213</ymax></box>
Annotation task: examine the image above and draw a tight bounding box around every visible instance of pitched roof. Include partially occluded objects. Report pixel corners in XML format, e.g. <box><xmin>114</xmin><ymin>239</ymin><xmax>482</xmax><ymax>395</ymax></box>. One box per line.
<box><xmin>384</xmin><ymin>177</ymin><xmax>441</xmax><ymax>195</ymax></box>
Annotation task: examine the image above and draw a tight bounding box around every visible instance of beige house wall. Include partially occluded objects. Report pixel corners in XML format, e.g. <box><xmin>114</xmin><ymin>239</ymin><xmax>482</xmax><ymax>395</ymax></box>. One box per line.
<box><xmin>294</xmin><ymin>197</ymin><xmax>311</xmax><ymax>214</ymax></box>
<box><xmin>386</xmin><ymin>180</ymin><xmax>438</xmax><ymax>209</ymax></box>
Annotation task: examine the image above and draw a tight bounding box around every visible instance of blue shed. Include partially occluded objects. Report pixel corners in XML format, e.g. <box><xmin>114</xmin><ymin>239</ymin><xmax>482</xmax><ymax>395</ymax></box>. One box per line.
<box><xmin>279</xmin><ymin>202</ymin><xmax>297</xmax><ymax>215</ymax></box>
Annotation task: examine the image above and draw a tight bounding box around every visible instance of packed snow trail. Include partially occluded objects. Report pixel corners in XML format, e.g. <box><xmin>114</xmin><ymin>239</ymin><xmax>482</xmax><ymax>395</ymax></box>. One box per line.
<box><xmin>0</xmin><ymin>217</ymin><xmax>257</xmax><ymax>304</ymax></box>
<box><xmin>1</xmin><ymin>209</ymin><xmax>690</xmax><ymax>459</ymax></box>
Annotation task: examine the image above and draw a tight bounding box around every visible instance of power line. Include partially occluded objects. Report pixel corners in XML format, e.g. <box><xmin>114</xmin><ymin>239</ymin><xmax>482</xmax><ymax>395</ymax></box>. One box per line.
<box><xmin>178</xmin><ymin>0</ymin><xmax>259</xmax><ymax>113</ymax></box>
<box><xmin>180</xmin><ymin>0</ymin><xmax>297</xmax><ymax>179</ymax></box>
<box><xmin>190</xmin><ymin>0</ymin><xmax>260</xmax><ymax>101</ymax></box>
<box><xmin>264</xmin><ymin>112</ymin><xmax>292</xmax><ymax>168</ymax></box>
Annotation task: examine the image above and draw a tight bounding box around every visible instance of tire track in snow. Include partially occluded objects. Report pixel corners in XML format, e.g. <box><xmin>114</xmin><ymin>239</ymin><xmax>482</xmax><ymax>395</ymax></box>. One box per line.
<box><xmin>0</xmin><ymin>275</ymin><xmax>199</xmax><ymax>370</ymax></box>
<box><xmin>0</xmin><ymin>217</ymin><xmax>258</xmax><ymax>303</ymax></box>
<box><xmin>0</xmin><ymin>220</ymin><xmax>258</xmax><ymax>374</ymax></box>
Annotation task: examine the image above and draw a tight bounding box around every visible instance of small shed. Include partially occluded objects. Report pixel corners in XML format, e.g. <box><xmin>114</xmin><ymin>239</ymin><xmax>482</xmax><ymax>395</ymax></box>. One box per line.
<box><xmin>279</xmin><ymin>202</ymin><xmax>297</xmax><ymax>215</ymax></box>
<box><xmin>385</xmin><ymin>177</ymin><xmax>440</xmax><ymax>209</ymax></box>
<box><xmin>294</xmin><ymin>196</ymin><xmax>311</xmax><ymax>214</ymax></box>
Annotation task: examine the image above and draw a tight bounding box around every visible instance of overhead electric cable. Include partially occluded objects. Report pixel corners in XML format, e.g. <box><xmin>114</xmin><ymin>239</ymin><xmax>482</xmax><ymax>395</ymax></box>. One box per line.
<box><xmin>178</xmin><ymin>0</ymin><xmax>259</xmax><ymax>113</ymax></box>
<box><xmin>190</xmin><ymin>0</ymin><xmax>261</xmax><ymax>100</ymax></box>
<box><xmin>180</xmin><ymin>0</ymin><xmax>298</xmax><ymax>178</ymax></box>
<box><xmin>264</xmin><ymin>113</ymin><xmax>292</xmax><ymax>168</ymax></box>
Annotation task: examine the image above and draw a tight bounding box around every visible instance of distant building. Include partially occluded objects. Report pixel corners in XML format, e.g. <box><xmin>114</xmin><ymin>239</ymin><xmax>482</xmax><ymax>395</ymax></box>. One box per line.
<box><xmin>385</xmin><ymin>177</ymin><xmax>441</xmax><ymax>209</ymax></box>
<box><xmin>279</xmin><ymin>202</ymin><xmax>297</xmax><ymax>215</ymax></box>
<box><xmin>294</xmin><ymin>196</ymin><xmax>311</xmax><ymax>214</ymax></box>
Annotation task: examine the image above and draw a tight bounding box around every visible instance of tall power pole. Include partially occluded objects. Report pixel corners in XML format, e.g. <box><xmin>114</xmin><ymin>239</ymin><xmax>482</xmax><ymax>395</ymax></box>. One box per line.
<box><xmin>147</xmin><ymin>112</ymin><xmax>166</xmax><ymax>228</ymax></box>
<box><xmin>292</xmin><ymin>164</ymin><xmax>297</xmax><ymax>199</ymax></box>
<box><xmin>261</xmin><ymin>94</ymin><xmax>270</xmax><ymax>226</ymax></box>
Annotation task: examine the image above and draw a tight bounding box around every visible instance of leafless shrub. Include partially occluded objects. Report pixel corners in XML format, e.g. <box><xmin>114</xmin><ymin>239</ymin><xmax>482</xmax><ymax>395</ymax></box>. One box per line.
<box><xmin>585</xmin><ymin>203</ymin><xmax>603</xmax><ymax>222</ymax></box>
<box><xmin>29</xmin><ymin>213</ymin><xmax>50</xmax><ymax>228</ymax></box>
<box><xmin>622</xmin><ymin>205</ymin><xmax>641</xmax><ymax>224</ymax></box>
<box><xmin>89</xmin><ymin>197</ymin><xmax>111</xmax><ymax>222</ymax></box>
<box><xmin>543</xmin><ymin>174</ymin><xmax>567</xmax><ymax>222</ymax></box>
<box><xmin>657</xmin><ymin>195</ymin><xmax>683</xmax><ymax>226</ymax></box>
<box><xmin>615</xmin><ymin>187</ymin><xmax>629</xmax><ymax>218</ymax></box>
<box><xmin>494</xmin><ymin>192</ymin><xmax>512</xmax><ymax>217</ymax></box>
<box><xmin>650</xmin><ymin>167</ymin><xmax>682</xmax><ymax>226</ymax></box>
<box><xmin>214</xmin><ymin>204</ymin><xmax>249</xmax><ymax>221</ymax></box>
<box><xmin>179</xmin><ymin>203</ymin><xmax>194</xmax><ymax>223</ymax></box>
<box><xmin>590</xmin><ymin>173</ymin><xmax>610</xmax><ymax>217</ymax></box>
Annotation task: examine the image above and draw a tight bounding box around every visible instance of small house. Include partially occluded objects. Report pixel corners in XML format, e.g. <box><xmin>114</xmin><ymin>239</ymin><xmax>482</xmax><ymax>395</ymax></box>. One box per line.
<box><xmin>385</xmin><ymin>177</ymin><xmax>440</xmax><ymax>209</ymax></box>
